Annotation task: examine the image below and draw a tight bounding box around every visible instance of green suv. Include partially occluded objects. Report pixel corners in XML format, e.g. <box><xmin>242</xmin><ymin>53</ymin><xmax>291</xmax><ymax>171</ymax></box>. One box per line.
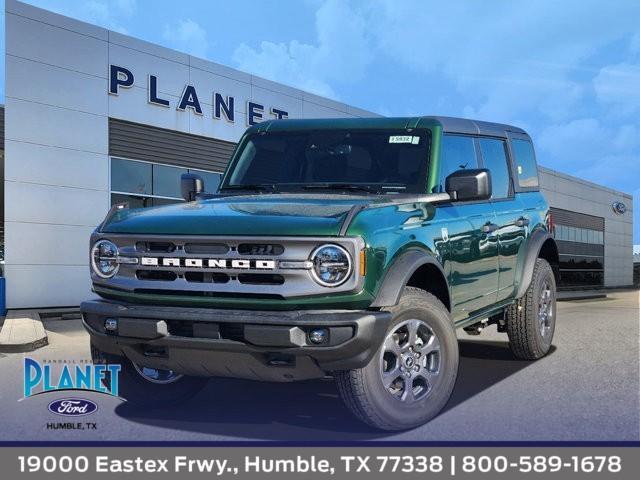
<box><xmin>83</xmin><ymin>116</ymin><xmax>559</xmax><ymax>431</ymax></box>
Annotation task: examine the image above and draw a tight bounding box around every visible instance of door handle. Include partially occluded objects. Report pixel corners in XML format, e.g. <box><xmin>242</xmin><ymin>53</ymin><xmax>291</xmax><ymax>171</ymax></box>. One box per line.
<box><xmin>515</xmin><ymin>217</ymin><xmax>530</xmax><ymax>227</ymax></box>
<box><xmin>482</xmin><ymin>223</ymin><xmax>499</xmax><ymax>233</ymax></box>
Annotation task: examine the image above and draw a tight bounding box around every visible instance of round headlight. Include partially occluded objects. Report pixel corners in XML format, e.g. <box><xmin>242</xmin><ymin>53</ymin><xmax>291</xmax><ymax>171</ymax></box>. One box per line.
<box><xmin>91</xmin><ymin>240</ymin><xmax>119</xmax><ymax>279</ymax></box>
<box><xmin>310</xmin><ymin>244</ymin><xmax>352</xmax><ymax>287</ymax></box>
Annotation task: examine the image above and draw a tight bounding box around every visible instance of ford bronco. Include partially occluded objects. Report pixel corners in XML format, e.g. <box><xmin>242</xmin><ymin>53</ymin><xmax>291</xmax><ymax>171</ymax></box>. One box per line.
<box><xmin>82</xmin><ymin>116</ymin><xmax>559</xmax><ymax>431</ymax></box>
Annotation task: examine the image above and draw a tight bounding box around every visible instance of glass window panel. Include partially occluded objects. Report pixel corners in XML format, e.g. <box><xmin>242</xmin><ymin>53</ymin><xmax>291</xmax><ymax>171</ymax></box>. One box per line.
<box><xmin>111</xmin><ymin>193</ymin><xmax>151</xmax><ymax>209</ymax></box>
<box><xmin>439</xmin><ymin>135</ymin><xmax>478</xmax><ymax>192</ymax></box>
<box><xmin>511</xmin><ymin>139</ymin><xmax>539</xmax><ymax>188</ymax></box>
<box><xmin>111</xmin><ymin>158</ymin><xmax>152</xmax><ymax>194</ymax></box>
<box><xmin>191</xmin><ymin>170</ymin><xmax>222</xmax><ymax>193</ymax></box>
<box><xmin>153</xmin><ymin>164</ymin><xmax>187</xmax><ymax>198</ymax></box>
<box><xmin>479</xmin><ymin>138</ymin><xmax>510</xmax><ymax>198</ymax></box>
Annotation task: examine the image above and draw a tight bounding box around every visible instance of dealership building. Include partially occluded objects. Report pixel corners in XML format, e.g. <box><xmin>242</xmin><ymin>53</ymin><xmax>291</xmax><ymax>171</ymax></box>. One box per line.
<box><xmin>1</xmin><ymin>0</ymin><xmax>634</xmax><ymax>309</ymax></box>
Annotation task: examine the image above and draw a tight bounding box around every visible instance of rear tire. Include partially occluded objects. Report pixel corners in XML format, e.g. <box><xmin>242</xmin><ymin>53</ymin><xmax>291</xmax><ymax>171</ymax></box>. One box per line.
<box><xmin>90</xmin><ymin>343</ymin><xmax>207</xmax><ymax>407</ymax></box>
<box><xmin>335</xmin><ymin>287</ymin><xmax>458</xmax><ymax>431</ymax></box>
<box><xmin>506</xmin><ymin>258</ymin><xmax>556</xmax><ymax>360</ymax></box>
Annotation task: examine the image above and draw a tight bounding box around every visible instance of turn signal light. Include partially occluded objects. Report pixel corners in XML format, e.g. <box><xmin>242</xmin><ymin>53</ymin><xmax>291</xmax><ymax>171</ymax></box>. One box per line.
<box><xmin>359</xmin><ymin>249</ymin><xmax>366</xmax><ymax>276</ymax></box>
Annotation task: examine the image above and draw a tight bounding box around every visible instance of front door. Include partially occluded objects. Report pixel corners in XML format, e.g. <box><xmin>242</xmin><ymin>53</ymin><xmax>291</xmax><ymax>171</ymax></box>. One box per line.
<box><xmin>477</xmin><ymin>137</ymin><xmax>526</xmax><ymax>301</ymax></box>
<box><xmin>436</xmin><ymin>134</ymin><xmax>500</xmax><ymax>321</ymax></box>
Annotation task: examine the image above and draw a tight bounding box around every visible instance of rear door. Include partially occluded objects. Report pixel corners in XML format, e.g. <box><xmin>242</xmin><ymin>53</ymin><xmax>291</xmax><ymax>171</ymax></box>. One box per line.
<box><xmin>435</xmin><ymin>134</ymin><xmax>500</xmax><ymax>320</ymax></box>
<box><xmin>477</xmin><ymin>137</ymin><xmax>526</xmax><ymax>302</ymax></box>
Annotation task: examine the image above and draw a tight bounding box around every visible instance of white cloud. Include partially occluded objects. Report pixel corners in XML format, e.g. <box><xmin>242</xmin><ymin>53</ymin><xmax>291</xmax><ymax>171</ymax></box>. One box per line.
<box><xmin>593</xmin><ymin>62</ymin><xmax>640</xmax><ymax>115</ymax></box>
<box><xmin>162</xmin><ymin>19</ymin><xmax>209</xmax><ymax>59</ymax></box>
<box><xmin>232</xmin><ymin>0</ymin><xmax>373</xmax><ymax>99</ymax></box>
<box><xmin>72</xmin><ymin>0</ymin><xmax>137</xmax><ymax>33</ymax></box>
<box><xmin>366</xmin><ymin>0</ymin><xmax>640</xmax><ymax>123</ymax></box>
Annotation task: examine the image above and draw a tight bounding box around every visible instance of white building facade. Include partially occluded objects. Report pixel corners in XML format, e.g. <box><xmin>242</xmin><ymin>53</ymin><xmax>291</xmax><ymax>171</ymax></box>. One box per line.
<box><xmin>2</xmin><ymin>0</ymin><xmax>634</xmax><ymax>308</ymax></box>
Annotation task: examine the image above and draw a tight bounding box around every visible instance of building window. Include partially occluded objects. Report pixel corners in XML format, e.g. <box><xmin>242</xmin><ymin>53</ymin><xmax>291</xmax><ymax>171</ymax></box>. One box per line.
<box><xmin>110</xmin><ymin>157</ymin><xmax>222</xmax><ymax>208</ymax></box>
<box><xmin>554</xmin><ymin>222</ymin><xmax>605</xmax><ymax>288</ymax></box>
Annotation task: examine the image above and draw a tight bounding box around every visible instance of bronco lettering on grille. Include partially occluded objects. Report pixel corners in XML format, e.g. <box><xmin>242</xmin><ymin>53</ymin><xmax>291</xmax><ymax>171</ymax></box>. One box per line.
<box><xmin>140</xmin><ymin>257</ymin><xmax>276</xmax><ymax>270</ymax></box>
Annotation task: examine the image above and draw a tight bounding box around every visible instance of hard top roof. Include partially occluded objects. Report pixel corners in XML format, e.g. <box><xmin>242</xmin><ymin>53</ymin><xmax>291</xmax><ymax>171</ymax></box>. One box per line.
<box><xmin>249</xmin><ymin>115</ymin><xmax>528</xmax><ymax>138</ymax></box>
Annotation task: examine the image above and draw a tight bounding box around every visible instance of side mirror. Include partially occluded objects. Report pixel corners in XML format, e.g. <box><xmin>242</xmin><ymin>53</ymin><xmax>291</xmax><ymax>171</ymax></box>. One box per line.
<box><xmin>181</xmin><ymin>173</ymin><xmax>204</xmax><ymax>202</ymax></box>
<box><xmin>445</xmin><ymin>168</ymin><xmax>492</xmax><ymax>201</ymax></box>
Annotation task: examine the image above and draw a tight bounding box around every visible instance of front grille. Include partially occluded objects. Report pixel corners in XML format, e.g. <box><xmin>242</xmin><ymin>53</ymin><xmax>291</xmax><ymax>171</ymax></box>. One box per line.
<box><xmin>238</xmin><ymin>273</ymin><xmax>284</xmax><ymax>285</ymax></box>
<box><xmin>184</xmin><ymin>243</ymin><xmax>229</xmax><ymax>254</ymax></box>
<box><xmin>184</xmin><ymin>271</ymin><xmax>230</xmax><ymax>283</ymax></box>
<box><xmin>237</xmin><ymin>243</ymin><xmax>284</xmax><ymax>256</ymax></box>
<box><xmin>96</xmin><ymin>234</ymin><xmax>364</xmax><ymax>300</ymax></box>
<box><xmin>136</xmin><ymin>270</ymin><xmax>177</xmax><ymax>281</ymax></box>
<box><xmin>136</xmin><ymin>241</ymin><xmax>176</xmax><ymax>253</ymax></box>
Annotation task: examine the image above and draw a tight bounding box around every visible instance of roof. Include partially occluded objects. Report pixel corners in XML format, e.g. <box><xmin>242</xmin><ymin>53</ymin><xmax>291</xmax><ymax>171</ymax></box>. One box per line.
<box><xmin>250</xmin><ymin>115</ymin><xmax>528</xmax><ymax>138</ymax></box>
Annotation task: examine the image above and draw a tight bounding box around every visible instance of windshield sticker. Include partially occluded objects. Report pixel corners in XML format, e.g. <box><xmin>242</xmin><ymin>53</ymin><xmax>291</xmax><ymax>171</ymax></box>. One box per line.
<box><xmin>389</xmin><ymin>135</ymin><xmax>420</xmax><ymax>144</ymax></box>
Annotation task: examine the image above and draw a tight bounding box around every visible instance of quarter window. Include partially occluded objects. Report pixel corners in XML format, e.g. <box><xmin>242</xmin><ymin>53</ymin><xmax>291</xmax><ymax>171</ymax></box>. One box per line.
<box><xmin>479</xmin><ymin>138</ymin><xmax>511</xmax><ymax>199</ymax></box>
<box><xmin>511</xmin><ymin>139</ymin><xmax>539</xmax><ymax>188</ymax></box>
<box><xmin>438</xmin><ymin>135</ymin><xmax>478</xmax><ymax>192</ymax></box>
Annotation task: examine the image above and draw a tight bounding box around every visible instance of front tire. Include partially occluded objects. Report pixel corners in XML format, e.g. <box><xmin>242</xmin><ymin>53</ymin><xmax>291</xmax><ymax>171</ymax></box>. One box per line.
<box><xmin>506</xmin><ymin>258</ymin><xmax>556</xmax><ymax>360</ymax></box>
<box><xmin>335</xmin><ymin>287</ymin><xmax>458</xmax><ymax>431</ymax></box>
<box><xmin>90</xmin><ymin>343</ymin><xmax>207</xmax><ymax>407</ymax></box>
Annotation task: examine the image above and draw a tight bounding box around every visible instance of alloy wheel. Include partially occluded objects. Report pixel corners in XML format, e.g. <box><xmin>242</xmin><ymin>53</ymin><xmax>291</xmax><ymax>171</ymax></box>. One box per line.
<box><xmin>380</xmin><ymin>319</ymin><xmax>441</xmax><ymax>403</ymax></box>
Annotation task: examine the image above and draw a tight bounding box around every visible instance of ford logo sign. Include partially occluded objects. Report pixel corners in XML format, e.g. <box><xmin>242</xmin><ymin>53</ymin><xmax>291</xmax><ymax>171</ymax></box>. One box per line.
<box><xmin>612</xmin><ymin>201</ymin><xmax>627</xmax><ymax>215</ymax></box>
<box><xmin>48</xmin><ymin>398</ymin><xmax>98</xmax><ymax>417</ymax></box>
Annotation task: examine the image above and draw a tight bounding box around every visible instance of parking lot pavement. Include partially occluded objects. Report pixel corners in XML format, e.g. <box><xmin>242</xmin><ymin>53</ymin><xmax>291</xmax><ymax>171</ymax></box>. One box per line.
<box><xmin>0</xmin><ymin>291</ymin><xmax>637</xmax><ymax>442</ymax></box>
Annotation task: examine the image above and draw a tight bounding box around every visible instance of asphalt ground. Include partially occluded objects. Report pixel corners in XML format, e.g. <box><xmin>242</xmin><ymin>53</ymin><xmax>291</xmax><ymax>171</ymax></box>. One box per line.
<box><xmin>0</xmin><ymin>290</ymin><xmax>637</xmax><ymax>442</ymax></box>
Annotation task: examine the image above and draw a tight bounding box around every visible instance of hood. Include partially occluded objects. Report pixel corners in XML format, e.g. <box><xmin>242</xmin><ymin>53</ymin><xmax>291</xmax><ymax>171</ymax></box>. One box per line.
<box><xmin>100</xmin><ymin>194</ymin><xmax>378</xmax><ymax>236</ymax></box>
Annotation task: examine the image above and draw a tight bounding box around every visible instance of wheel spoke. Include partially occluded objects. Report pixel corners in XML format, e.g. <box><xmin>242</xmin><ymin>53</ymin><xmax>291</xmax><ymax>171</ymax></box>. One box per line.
<box><xmin>382</xmin><ymin>367</ymin><xmax>402</xmax><ymax>389</ymax></box>
<box><xmin>420</xmin><ymin>333</ymin><xmax>441</xmax><ymax>355</ymax></box>
<box><xmin>384</xmin><ymin>334</ymin><xmax>402</xmax><ymax>356</ymax></box>
<box><xmin>407</xmin><ymin>319</ymin><xmax>420</xmax><ymax>347</ymax></box>
<box><xmin>402</xmin><ymin>383</ymin><xmax>415</xmax><ymax>403</ymax></box>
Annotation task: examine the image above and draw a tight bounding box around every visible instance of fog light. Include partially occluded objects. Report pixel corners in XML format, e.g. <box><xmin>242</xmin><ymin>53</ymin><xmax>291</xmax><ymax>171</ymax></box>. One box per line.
<box><xmin>104</xmin><ymin>318</ymin><xmax>118</xmax><ymax>333</ymax></box>
<box><xmin>308</xmin><ymin>328</ymin><xmax>329</xmax><ymax>345</ymax></box>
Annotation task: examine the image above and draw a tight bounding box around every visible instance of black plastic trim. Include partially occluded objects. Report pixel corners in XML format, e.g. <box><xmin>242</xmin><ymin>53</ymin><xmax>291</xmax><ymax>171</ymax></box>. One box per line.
<box><xmin>369</xmin><ymin>249</ymin><xmax>448</xmax><ymax>308</ymax></box>
<box><xmin>515</xmin><ymin>230</ymin><xmax>558</xmax><ymax>299</ymax></box>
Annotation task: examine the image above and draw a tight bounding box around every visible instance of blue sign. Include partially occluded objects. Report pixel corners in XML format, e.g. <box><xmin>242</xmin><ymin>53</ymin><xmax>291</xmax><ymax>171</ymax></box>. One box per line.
<box><xmin>48</xmin><ymin>398</ymin><xmax>98</xmax><ymax>417</ymax></box>
<box><xmin>23</xmin><ymin>358</ymin><xmax>120</xmax><ymax>398</ymax></box>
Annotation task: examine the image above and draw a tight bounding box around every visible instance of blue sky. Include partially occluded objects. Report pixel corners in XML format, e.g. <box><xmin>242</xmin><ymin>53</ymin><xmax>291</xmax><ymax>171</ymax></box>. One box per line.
<box><xmin>2</xmin><ymin>0</ymin><xmax>639</xmax><ymax>243</ymax></box>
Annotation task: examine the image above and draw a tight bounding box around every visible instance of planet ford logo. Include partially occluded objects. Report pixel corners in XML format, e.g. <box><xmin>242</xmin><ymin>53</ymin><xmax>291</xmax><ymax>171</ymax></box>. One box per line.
<box><xmin>48</xmin><ymin>398</ymin><xmax>98</xmax><ymax>417</ymax></box>
<box><xmin>612</xmin><ymin>201</ymin><xmax>627</xmax><ymax>215</ymax></box>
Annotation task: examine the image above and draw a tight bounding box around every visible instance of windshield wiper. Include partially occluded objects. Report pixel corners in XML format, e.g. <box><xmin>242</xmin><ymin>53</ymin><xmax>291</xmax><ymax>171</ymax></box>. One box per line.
<box><xmin>301</xmin><ymin>183</ymin><xmax>396</xmax><ymax>193</ymax></box>
<box><xmin>220</xmin><ymin>184</ymin><xmax>275</xmax><ymax>192</ymax></box>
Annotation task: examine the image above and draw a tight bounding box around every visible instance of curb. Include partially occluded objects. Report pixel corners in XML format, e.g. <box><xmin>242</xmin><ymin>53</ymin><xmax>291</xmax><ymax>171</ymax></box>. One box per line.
<box><xmin>0</xmin><ymin>310</ymin><xmax>49</xmax><ymax>353</ymax></box>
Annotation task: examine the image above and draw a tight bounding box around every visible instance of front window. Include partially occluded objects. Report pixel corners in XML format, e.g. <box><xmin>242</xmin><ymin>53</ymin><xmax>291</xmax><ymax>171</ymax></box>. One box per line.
<box><xmin>222</xmin><ymin>129</ymin><xmax>431</xmax><ymax>194</ymax></box>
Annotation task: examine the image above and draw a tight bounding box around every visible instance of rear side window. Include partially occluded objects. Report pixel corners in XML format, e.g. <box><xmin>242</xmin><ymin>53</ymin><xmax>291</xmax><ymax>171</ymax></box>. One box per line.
<box><xmin>438</xmin><ymin>135</ymin><xmax>478</xmax><ymax>192</ymax></box>
<box><xmin>479</xmin><ymin>138</ymin><xmax>511</xmax><ymax>198</ymax></box>
<box><xmin>511</xmin><ymin>139</ymin><xmax>539</xmax><ymax>188</ymax></box>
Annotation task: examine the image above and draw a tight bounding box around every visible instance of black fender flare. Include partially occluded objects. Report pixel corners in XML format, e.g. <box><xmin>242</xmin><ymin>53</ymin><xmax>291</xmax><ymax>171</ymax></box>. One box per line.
<box><xmin>370</xmin><ymin>249</ymin><xmax>448</xmax><ymax>308</ymax></box>
<box><xmin>514</xmin><ymin>229</ymin><xmax>559</xmax><ymax>299</ymax></box>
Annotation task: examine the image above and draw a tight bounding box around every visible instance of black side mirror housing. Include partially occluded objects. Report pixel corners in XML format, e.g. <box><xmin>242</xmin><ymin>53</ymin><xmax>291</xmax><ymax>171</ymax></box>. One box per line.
<box><xmin>181</xmin><ymin>173</ymin><xmax>205</xmax><ymax>202</ymax></box>
<box><xmin>445</xmin><ymin>168</ymin><xmax>492</xmax><ymax>201</ymax></box>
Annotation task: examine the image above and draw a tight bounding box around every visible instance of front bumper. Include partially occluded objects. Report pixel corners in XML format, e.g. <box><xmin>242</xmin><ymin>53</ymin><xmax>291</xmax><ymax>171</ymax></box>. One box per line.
<box><xmin>81</xmin><ymin>299</ymin><xmax>391</xmax><ymax>382</ymax></box>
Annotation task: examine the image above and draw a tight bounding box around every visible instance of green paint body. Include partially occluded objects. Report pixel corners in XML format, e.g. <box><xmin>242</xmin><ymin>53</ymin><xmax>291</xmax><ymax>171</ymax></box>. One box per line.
<box><xmin>98</xmin><ymin>117</ymin><xmax>550</xmax><ymax>324</ymax></box>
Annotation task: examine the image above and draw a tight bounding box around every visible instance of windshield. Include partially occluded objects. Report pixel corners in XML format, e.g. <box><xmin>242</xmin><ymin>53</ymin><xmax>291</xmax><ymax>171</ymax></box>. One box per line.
<box><xmin>221</xmin><ymin>129</ymin><xmax>431</xmax><ymax>194</ymax></box>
